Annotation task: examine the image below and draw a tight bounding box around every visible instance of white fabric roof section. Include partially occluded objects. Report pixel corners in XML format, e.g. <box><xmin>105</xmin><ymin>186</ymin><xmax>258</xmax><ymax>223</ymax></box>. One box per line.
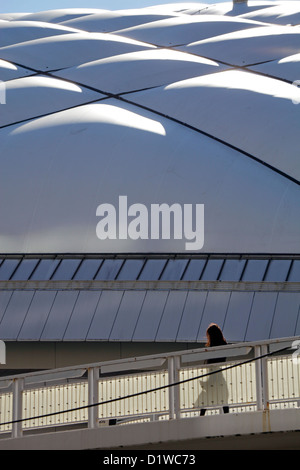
<box><xmin>0</xmin><ymin>33</ymin><xmax>156</xmax><ymax>72</ymax></box>
<box><xmin>239</xmin><ymin>3</ymin><xmax>300</xmax><ymax>25</ymax></box>
<box><xmin>0</xmin><ymin>76</ymin><xmax>104</xmax><ymax>127</ymax></box>
<box><xmin>0</xmin><ymin>20</ymin><xmax>81</xmax><ymax>48</ymax></box>
<box><xmin>196</xmin><ymin>1</ymin><xmax>282</xmax><ymax>16</ymax></box>
<box><xmin>128</xmin><ymin>69</ymin><xmax>300</xmax><ymax>182</ymax></box>
<box><xmin>179</xmin><ymin>25</ymin><xmax>300</xmax><ymax>66</ymax></box>
<box><xmin>0</xmin><ymin>1</ymin><xmax>300</xmax><ymax>256</ymax></box>
<box><xmin>0</xmin><ymin>59</ymin><xmax>32</xmax><ymax>81</ymax></box>
<box><xmin>249</xmin><ymin>53</ymin><xmax>300</xmax><ymax>83</ymax></box>
<box><xmin>60</xmin><ymin>10</ymin><xmax>180</xmax><ymax>33</ymax></box>
<box><xmin>14</xmin><ymin>9</ymin><xmax>108</xmax><ymax>24</ymax></box>
<box><xmin>54</xmin><ymin>49</ymin><xmax>224</xmax><ymax>94</ymax></box>
<box><xmin>113</xmin><ymin>15</ymin><xmax>266</xmax><ymax>46</ymax></box>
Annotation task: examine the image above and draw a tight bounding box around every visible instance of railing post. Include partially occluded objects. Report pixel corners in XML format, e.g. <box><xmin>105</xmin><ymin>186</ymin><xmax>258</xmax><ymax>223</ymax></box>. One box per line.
<box><xmin>255</xmin><ymin>344</ymin><xmax>269</xmax><ymax>411</ymax></box>
<box><xmin>174</xmin><ymin>356</ymin><xmax>181</xmax><ymax>419</ymax></box>
<box><xmin>168</xmin><ymin>356</ymin><xmax>180</xmax><ymax>419</ymax></box>
<box><xmin>261</xmin><ymin>344</ymin><xmax>269</xmax><ymax>409</ymax></box>
<box><xmin>12</xmin><ymin>377</ymin><xmax>23</xmax><ymax>438</ymax></box>
<box><xmin>168</xmin><ymin>357</ymin><xmax>175</xmax><ymax>419</ymax></box>
<box><xmin>255</xmin><ymin>345</ymin><xmax>263</xmax><ymax>410</ymax></box>
<box><xmin>88</xmin><ymin>367</ymin><xmax>99</xmax><ymax>429</ymax></box>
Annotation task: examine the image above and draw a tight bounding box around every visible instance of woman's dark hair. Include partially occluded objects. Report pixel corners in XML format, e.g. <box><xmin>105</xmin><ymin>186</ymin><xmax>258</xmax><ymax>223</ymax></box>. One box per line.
<box><xmin>205</xmin><ymin>323</ymin><xmax>227</xmax><ymax>347</ymax></box>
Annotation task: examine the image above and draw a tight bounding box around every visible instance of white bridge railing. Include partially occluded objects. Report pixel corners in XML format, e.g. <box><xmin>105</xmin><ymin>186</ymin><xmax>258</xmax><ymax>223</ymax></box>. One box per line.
<box><xmin>0</xmin><ymin>336</ymin><xmax>299</xmax><ymax>439</ymax></box>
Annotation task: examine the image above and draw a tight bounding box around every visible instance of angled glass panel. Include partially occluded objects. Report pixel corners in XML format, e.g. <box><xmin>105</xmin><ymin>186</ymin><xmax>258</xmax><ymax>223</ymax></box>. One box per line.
<box><xmin>264</xmin><ymin>260</ymin><xmax>292</xmax><ymax>282</ymax></box>
<box><xmin>18</xmin><ymin>290</ymin><xmax>57</xmax><ymax>340</ymax></box>
<box><xmin>63</xmin><ymin>290</ymin><xmax>102</xmax><ymax>340</ymax></box>
<box><xmin>182</xmin><ymin>259</ymin><xmax>206</xmax><ymax>281</ymax></box>
<box><xmin>117</xmin><ymin>259</ymin><xmax>145</xmax><ymax>280</ymax></box>
<box><xmin>132</xmin><ymin>291</ymin><xmax>168</xmax><ymax>341</ymax></box>
<box><xmin>176</xmin><ymin>291</ymin><xmax>207</xmax><ymax>341</ymax></box>
<box><xmin>222</xmin><ymin>292</ymin><xmax>254</xmax><ymax>342</ymax></box>
<box><xmin>160</xmin><ymin>259</ymin><xmax>188</xmax><ymax>280</ymax></box>
<box><xmin>138</xmin><ymin>259</ymin><xmax>167</xmax><ymax>280</ymax></box>
<box><xmin>197</xmin><ymin>291</ymin><xmax>231</xmax><ymax>341</ymax></box>
<box><xmin>11</xmin><ymin>259</ymin><xmax>39</xmax><ymax>280</ymax></box>
<box><xmin>94</xmin><ymin>259</ymin><xmax>123</xmax><ymax>280</ymax></box>
<box><xmin>245</xmin><ymin>292</ymin><xmax>278</xmax><ymax>341</ymax></box>
<box><xmin>51</xmin><ymin>259</ymin><xmax>82</xmax><ymax>280</ymax></box>
<box><xmin>287</xmin><ymin>260</ymin><xmax>300</xmax><ymax>282</ymax></box>
<box><xmin>219</xmin><ymin>259</ymin><xmax>246</xmax><ymax>281</ymax></box>
<box><xmin>109</xmin><ymin>290</ymin><xmax>146</xmax><ymax>341</ymax></box>
<box><xmin>0</xmin><ymin>291</ymin><xmax>13</xmax><ymax>323</ymax></box>
<box><xmin>30</xmin><ymin>259</ymin><xmax>60</xmax><ymax>281</ymax></box>
<box><xmin>0</xmin><ymin>259</ymin><xmax>20</xmax><ymax>280</ymax></box>
<box><xmin>269</xmin><ymin>293</ymin><xmax>300</xmax><ymax>339</ymax></box>
<box><xmin>241</xmin><ymin>259</ymin><xmax>269</xmax><ymax>282</ymax></box>
<box><xmin>73</xmin><ymin>259</ymin><xmax>103</xmax><ymax>280</ymax></box>
<box><xmin>40</xmin><ymin>291</ymin><xmax>79</xmax><ymax>340</ymax></box>
<box><xmin>87</xmin><ymin>290</ymin><xmax>123</xmax><ymax>340</ymax></box>
<box><xmin>0</xmin><ymin>290</ymin><xmax>35</xmax><ymax>340</ymax></box>
<box><xmin>200</xmin><ymin>259</ymin><xmax>224</xmax><ymax>281</ymax></box>
<box><xmin>155</xmin><ymin>291</ymin><xmax>188</xmax><ymax>341</ymax></box>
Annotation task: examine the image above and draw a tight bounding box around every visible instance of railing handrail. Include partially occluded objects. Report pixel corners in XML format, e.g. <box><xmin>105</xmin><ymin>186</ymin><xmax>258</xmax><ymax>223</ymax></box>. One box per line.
<box><xmin>0</xmin><ymin>335</ymin><xmax>298</xmax><ymax>388</ymax></box>
<box><xmin>0</xmin><ymin>335</ymin><xmax>299</xmax><ymax>439</ymax></box>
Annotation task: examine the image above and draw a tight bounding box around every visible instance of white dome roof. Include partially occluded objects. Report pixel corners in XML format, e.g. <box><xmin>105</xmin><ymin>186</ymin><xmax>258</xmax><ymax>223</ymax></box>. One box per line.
<box><xmin>0</xmin><ymin>1</ymin><xmax>299</xmax><ymax>255</ymax></box>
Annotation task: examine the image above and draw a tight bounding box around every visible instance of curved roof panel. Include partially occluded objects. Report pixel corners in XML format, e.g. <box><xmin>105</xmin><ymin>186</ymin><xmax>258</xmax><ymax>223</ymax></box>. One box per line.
<box><xmin>140</xmin><ymin>3</ymin><xmax>209</xmax><ymax>13</ymax></box>
<box><xmin>239</xmin><ymin>4</ymin><xmax>300</xmax><ymax>25</ymax></box>
<box><xmin>0</xmin><ymin>20</ymin><xmax>80</xmax><ymax>48</ymax></box>
<box><xmin>128</xmin><ymin>69</ymin><xmax>300</xmax><ymax>181</ymax></box>
<box><xmin>249</xmin><ymin>53</ymin><xmax>300</xmax><ymax>82</ymax></box>
<box><xmin>53</xmin><ymin>49</ymin><xmax>224</xmax><ymax>94</ymax></box>
<box><xmin>60</xmin><ymin>11</ymin><xmax>180</xmax><ymax>33</ymax></box>
<box><xmin>15</xmin><ymin>9</ymin><xmax>107</xmax><ymax>24</ymax></box>
<box><xmin>0</xmin><ymin>32</ymin><xmax>155</xmax><ymax>71</ymax></box>
<box><xmin>0</xmin><ymin>14</ymin><xmax>28</xmax><ymax>21</ymax></box>
<box><xmin>197</xmin><ymin>1</ymin><xmax>282</xmax><ymax>16</ymax></box>
<box><xmin>0</xmin><ymin>76</ymin><xmax>103</xmax><ymax>127</ymax></box>
<box><xmin>179</xmin><ymin>25</ymin><xmax>300</xmax><ymax>65</ymax></box>
<box><xmin>0</xmin><ymin>59</ymin><xmax>32</xmax><ymax>81</ymax></box>
<box><xmin>114</xmin><ymin>15</ymin><xmax>266</xmax><ymax>46</ymax></box>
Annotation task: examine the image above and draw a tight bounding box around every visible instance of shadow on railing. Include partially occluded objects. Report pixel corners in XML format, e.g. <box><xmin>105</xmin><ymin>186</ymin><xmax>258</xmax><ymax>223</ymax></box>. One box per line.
<box><xmin>0</xmin><ymin>336</ymin><xmax>299</xmax><ymax>439</ymax></box>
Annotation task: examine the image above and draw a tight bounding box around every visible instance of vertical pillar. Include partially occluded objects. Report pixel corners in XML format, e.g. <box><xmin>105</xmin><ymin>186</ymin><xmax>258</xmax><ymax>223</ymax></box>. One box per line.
<box><xmin>255</xmin><ymin>345</ymin><xmax>269</xmax><ymax>411</ymax></box>
<box><xmin>168</xmin><ymin>356</ymin><xmax>181</xmax><ymax>420</ymax></box>
<box><xmin>174</xmin><ymin>356</ymin><xmax>181</xmax><ymax>419</ymax></box>
<box><xmin>261</xmin><ymin>344</ymin><xmax>269</xmax><ymax>410</ymax></box>
<box><xmin>88</xmin><ymin>367</ymin><xmax>99</xmax><ymax>429</ymax></box>
<box><xmin>255</xmin><ymin>345</ymin><xmax>263</xmax><ymax>410</ymax></box>
<box><xmin>168</xmin><ymin>357</ymin><xmax>175</xmax><ymax>419</ymax></box>
<box><xmin>12</xmin><ymin>378</ymin><xmax>24</xmax><ymax>438</ymax></box>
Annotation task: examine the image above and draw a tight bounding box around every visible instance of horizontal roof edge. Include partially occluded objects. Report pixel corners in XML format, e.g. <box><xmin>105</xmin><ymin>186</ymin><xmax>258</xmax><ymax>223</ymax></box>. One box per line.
<box><xmin>0</xmin><ymin>279</ymin><xmax>299</xmax><ymax>292</ymax></box>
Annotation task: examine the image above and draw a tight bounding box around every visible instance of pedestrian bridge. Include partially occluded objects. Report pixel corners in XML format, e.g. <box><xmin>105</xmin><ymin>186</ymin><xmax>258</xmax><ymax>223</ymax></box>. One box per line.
<box><xmin>0</xmin><ymin>336</ymin><xmax>299</xmax><ymax>449</ymax></box>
